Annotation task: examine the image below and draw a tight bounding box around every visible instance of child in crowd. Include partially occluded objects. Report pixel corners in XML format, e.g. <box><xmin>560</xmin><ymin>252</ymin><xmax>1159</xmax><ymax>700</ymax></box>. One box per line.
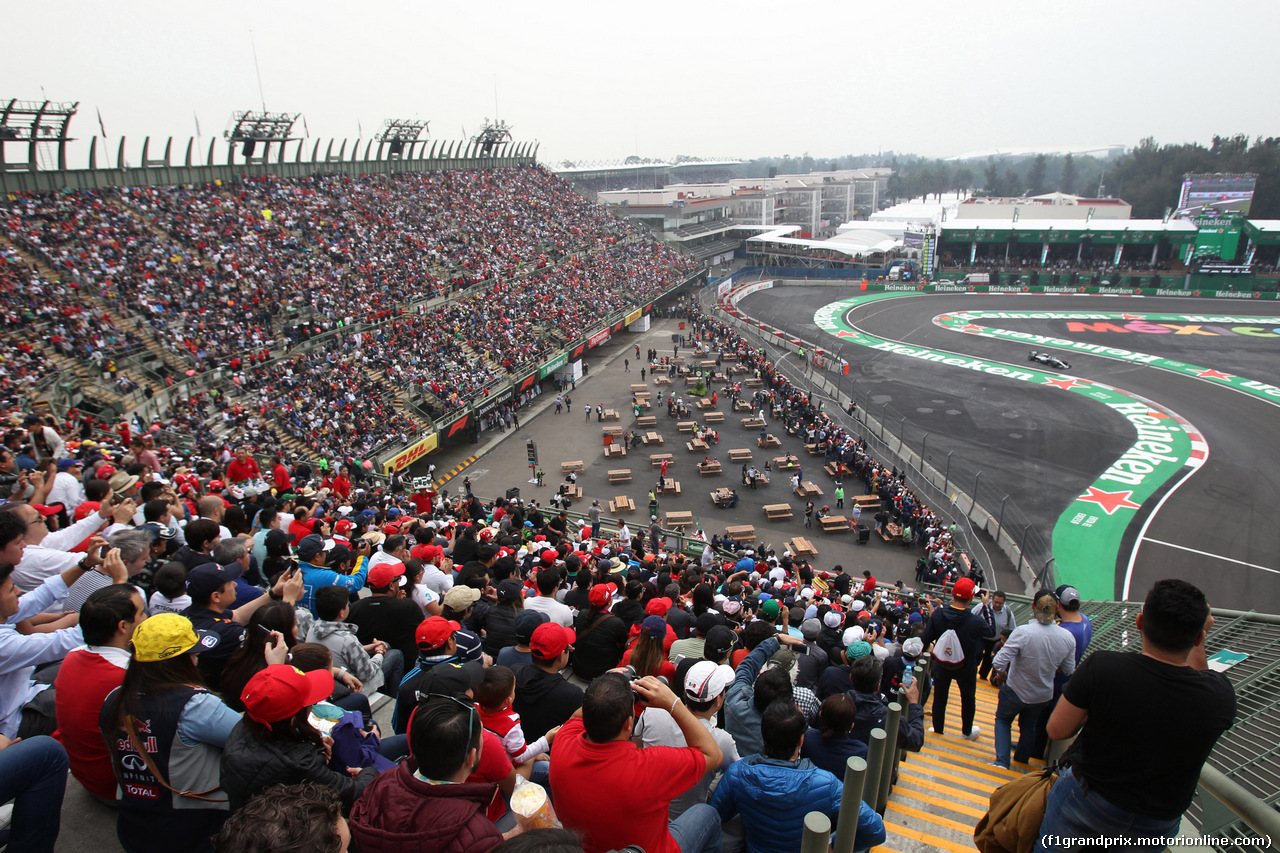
<box><xmin>474</xmin><ymin>665</ymin><xmax>555</xmax><ymax>764</ymax></box>
<box><xmin>147</xmin><ymin>562</ymin><xmax>191</xmax><ymax>614</ymax></box>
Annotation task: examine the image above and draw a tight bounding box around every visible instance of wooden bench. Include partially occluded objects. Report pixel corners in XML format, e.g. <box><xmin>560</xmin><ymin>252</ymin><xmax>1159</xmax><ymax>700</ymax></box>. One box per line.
<box><xmin>665</xmin><ymin>511</ymin><xmax>694</xmax><ymax>529</ymax></box>
<box><xmin>608</xmin><ymin>495</ymin><xmax>635</xmax><ymax>513</ymax></box>
<box><xmin>805</xmin><ymin>443</ymin><xmax>825</xmax><ymax>456</ymax></box>
<box><xmin>677</xmin><ymin>421</ymin><xmax>697</xmax><ymax>433</ymax></box>
<box><xmin>758</xmin><ymin>434</ymin><xmax>782</xmax><ymax>448</ymax></box>
<box><xmin>561</xmin><ymin>460</ymin><xmax>584</xmax><ymax>474</ymax></box>
<box><xmin>727</xmin><ymin>449</ymin><xmax>752</xmax><ymax>463</ymax></box>
<box><xmin>711</xmin><ymin>488</ymin><xmax>736</xmax><ymax>507</ymax></box>
<box><xmin>732</xmin><ymin>399</ymin><xmax>752</xmax><ymax>412</ymax></box>
<box><xmin>786</xmin><ymin>537</ymin><xmax>819</xmax><ymax>558</ymax></box>
<box><xmin>672</xmin><ymin>357</ymin><xmax>686</xmax><ymax>367</ymax></box>
<box><xmin>686</xmin><ymin>438</ymin><xmax>708</xmax><ymax>453</ymax></box>
<box><xmin>729</xmin><ymin>364</ymin><xmax>749</xmax><ymax>374</ymax></box>
<box><xmin>700</xmin><ymin>360</ymin><xmax>717</xmax><ymax>370</ymax></box>
<box><xmin>880</xmin><ymin>522</ymin><xmax>903</xmax><ymax>543</ymax></box>
<box><xmin>725</xmin><ymin>524</ymin><xmax>755</xmax><ymax>540</ymax></box>
<box><xmin>602</xmin><ymin>426</ymin><xmax>623</xmax><ymax>438</ymax></box>
<box><xmin>631</xmin><ymin>384</ymin><xmax>648</xmax><ymax>393</ymax></box>
<box><xmin>820</xmin><ymin>515</ymin><xmax>850</xmax><ymax>533</ymax></box>
<box><xmin>796</xmin><ymin>481</ymin><xmax>824</xmax><ymax>498</ymax></box>
<box><xmin>824</xmin><ymin>462</ymin><xmax>853</xmax><ymax>478</ymax></box>
<box><xmin>659</xmin><ymin>477</ymin><xmax>682</xmax><ymax>496</ymax></box>
<box><xmin>749</xmin><ymin>471</ymin><xmax>770</xmax><ymax>487</ymax></box>
<box><xmin>650</xmin><ymin>453</ymin><xmax>674</xmax><ymax>467</ymax></box>
<box><xmin>774</xmin><ymin>456</ymin><xmax>801</xmax><ymax>471</ymax></box>
<box><xmin>721</xmin><ymin>353</ymin><xmax>738</xmax><ymax>362</ymax></box>
<box><xmin>695</xmin><ymin>398</ymin><xmax>715</xmax><ymax>411</ymax></box>
<box><xmin>711</xmin><ymin>372</ymin><xmax>727</xmax><ymax>383</ymax></box>
<box><xmin>744</xmin><ymin>378</ymin><xmax>763</xmax><ymax>387</ymax></box>
<box><xmin>854</xmin><ymin>494</ymin><xmax>881</xmax><ymax>510</ymax></box>
<box><xmin>764</xmin><ymin>503</ymin><xmax>793</xmax><ymax>520</ymax></box>
<box><xmin>655</xmin><ymin>375</ymin><xmax>671</xmax><ymax>385</ymax></box>
<box><xmin>603</xmin><ymin>409</ymin><xmax>620</xmax><ymax>421</ymax></box>
<box><xmin>608</xmin><ymin>469</ymin><xmax>632</xmax><ymax>484</ymax></box>
<box><xmin>642</xmin><ymin>432</ymin><xmax>664</xmax><ymax>446</ymax></box>
<box><xmin>605</xmin><ymin>443</ymin><xmax>626</xmax><ymax>458</ymax></box>
<box><xmin>742</xmin><ymin>417</ymin><xmax>765</xmax><ymax>429</ymax></box>
<box><xmin>698</xmin><ymin>461</ymin><xmax>722</xmax><ymax>476</ymax></box>
<box><xmin>565</xmin><ymin>484</ymin><xmax>583</xmax><ymax>500</ymax></box>
<box><xmin>636</xmin><ymin>415</ymin><xmax>657</xmax><ymax>428</ymax></box>
<box><xmin>704</xmin><ymin>411</ymin><xmax>724</xmax><ymax>424</ymax></box>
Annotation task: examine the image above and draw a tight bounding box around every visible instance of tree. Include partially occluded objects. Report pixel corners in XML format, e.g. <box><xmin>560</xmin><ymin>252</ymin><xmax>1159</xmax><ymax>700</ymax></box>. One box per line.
<box><xmin>1027</xmin><ymin>154</ymin><xmax>1048</xmax><ymax>195</ymax></box>
<box><xmin>954</xmin><ymin>167</ymin><xmax>975</xmax><ymax>196</ymax></box>
<box><xmin>1059</xmin><ymin>153</ymin><xmax>1077</xmax><ymax>194</ymax></box>
<box><xmin>983</xmin><ymin>158</ymin><xmax>1000</xmax><ymax>195</ymax></box>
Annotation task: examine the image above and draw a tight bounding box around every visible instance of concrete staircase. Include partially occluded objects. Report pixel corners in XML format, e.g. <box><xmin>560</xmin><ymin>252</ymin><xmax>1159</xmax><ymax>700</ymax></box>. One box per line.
<box><xmin>357</xmin><ymin>364</ymin><xmax>434</xmax><ymax>433</ymax></box>
<box><xmin>879</xmin><ymin>680</ymin><xmax>1035</xmax><ymax>852</ymax></box>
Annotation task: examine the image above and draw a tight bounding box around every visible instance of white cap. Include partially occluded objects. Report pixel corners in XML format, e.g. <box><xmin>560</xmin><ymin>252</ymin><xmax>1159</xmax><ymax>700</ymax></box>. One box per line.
<box><xmin>851</xmin><ymin>600</ymin><xmax>866</xmax><ymax>612</ymax></box>
<box><xmin>823</xmin><ymin>611</ymin><xmax>843</xmax><ymax>628</ymax></box>
<box><xmin>842</xmin><ymin>625</ymin><xmax>865</xmax><ymax>647</ymax></box>
<box><xmin>683</xmin><ymin>661</ymin><xmax>735</xmax><ymax>702</ymax></box>
<box><xmin>902</xmin><ymin>637</ymin><xmax>924</xmax><ymax>658</ymax></box>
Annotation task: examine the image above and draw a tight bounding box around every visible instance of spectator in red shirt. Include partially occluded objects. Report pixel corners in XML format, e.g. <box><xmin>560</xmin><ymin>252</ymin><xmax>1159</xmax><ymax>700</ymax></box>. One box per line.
<box><xmin>53</xmin><ymin>584</ymin><xmax>147</xmax><ymax>802</ymax></box>
<box><xmin>225</xmin><ymin>446</ymin><xmax>262</xmax><ymax>485</ymax></box>
<box><xmin>271</xmin><ymin>456</ymin><xmax>292</xmax><ymax>493</ymax></box>
<box><xmin>550</xmin><ymin>673</ymin><xmax>723</xmax><ymax>853</ymax></box>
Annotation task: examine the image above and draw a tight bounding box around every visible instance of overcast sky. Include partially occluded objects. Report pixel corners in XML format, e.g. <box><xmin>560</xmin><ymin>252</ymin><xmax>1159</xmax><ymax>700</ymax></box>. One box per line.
<box><xmin>6</xmin><ymin>0</ymin><xmax>1279</xmax><ymax>169</ymax></box>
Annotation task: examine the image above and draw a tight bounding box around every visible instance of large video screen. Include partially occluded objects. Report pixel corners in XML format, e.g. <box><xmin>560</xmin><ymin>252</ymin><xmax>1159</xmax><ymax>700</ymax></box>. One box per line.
<box><xmin>1177</xmin><ymin>173</ymin><xmax>1257</xmax><ymax>217</ymax></box>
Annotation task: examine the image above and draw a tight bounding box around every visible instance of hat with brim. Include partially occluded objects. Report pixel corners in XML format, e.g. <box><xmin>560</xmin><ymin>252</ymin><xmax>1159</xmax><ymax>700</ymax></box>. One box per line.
<box><xmin>109</xmin><ymin>472</ymin><xmax>140</xmax><ymax>494</ymax></box>
<box><xmin>241</xmin><ymin>664</ymin><xmax>334</xmax><ymax>726</ymax></box>
<box><xmin>133</xmin><ymin>613</ymin><xmax>220</xmax><ymax>662</ymax></box>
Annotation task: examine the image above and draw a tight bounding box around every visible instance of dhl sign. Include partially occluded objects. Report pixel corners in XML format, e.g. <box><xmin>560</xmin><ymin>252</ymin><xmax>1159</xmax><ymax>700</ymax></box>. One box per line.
<box><xmin>382</xmin><ymin>433</ymin><xmax>439</xmax><ymax>473</ymax></box>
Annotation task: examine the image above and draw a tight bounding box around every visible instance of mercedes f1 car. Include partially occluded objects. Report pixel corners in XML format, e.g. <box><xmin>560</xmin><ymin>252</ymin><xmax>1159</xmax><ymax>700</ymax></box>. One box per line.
<box><xmin>1029</xmin><ymin>350</ymin><xmax>1070</xmax><ymax>370</ymax></box>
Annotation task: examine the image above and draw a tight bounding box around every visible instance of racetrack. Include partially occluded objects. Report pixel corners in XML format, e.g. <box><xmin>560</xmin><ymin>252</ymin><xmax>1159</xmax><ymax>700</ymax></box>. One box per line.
<box><xmin>737</xmin><ymin>284</ymin><xmax>1280</xmax><ymax>611</ymax></box>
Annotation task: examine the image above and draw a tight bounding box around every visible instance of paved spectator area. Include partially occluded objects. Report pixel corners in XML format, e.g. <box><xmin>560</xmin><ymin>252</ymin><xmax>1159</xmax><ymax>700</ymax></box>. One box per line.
<box><xmin>433</xmin><ymin>316</ymin><xmax>1019</xmax><ymax>592</ymax></box>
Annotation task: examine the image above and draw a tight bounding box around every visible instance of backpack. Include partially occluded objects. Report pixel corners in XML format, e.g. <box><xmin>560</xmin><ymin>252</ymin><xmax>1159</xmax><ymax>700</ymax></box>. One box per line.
<box><xmin>934</xmin><ymin>628</ymin><xmax>966</xmax><ymax>665</ymax></box>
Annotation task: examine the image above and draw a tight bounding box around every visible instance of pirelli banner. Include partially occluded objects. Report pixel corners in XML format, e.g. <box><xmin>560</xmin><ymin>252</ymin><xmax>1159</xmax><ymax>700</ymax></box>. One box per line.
<box><xmin>382</xmin><ymin>433</ymin><xmax>439</xmax><ymax>473</ymax></box>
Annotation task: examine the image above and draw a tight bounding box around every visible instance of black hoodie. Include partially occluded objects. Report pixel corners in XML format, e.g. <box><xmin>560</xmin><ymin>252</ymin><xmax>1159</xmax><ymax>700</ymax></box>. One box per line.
<box><xmin>513</xmin><ymin>663</ymin><xmax>583</xmax><ymax>740</ymax></box>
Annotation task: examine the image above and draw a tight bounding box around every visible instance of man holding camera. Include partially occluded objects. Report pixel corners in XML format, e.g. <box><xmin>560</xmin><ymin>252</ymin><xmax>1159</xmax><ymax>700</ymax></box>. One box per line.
<box><xmin>551</xmin><ymin>672</ymin><xmax>723</xmax><ymax>853</ymax></box>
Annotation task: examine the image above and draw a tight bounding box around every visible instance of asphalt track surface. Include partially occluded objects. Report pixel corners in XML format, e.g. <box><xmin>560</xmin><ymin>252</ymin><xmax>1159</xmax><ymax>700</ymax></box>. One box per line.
<box><xmin>739</xmin><ymin>285</ymin><xmax>1280</xmax><ymax>612</ymax></box>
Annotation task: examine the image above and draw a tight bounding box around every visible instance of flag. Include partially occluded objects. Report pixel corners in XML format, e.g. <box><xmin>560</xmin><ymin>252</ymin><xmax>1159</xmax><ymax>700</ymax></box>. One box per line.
<box><xmin>194</xmin><ymin>112</ymin><xmax>202</xmax><ymax>138</ymax></box>
<box><xmin>96</xmin><ymin>107</ymin><xmax>107</xmax><ymax>138</ymax></box>
<box><xmin>302</xmin><ymin>116</ymin><xmax>310</xmax><ymax>138</ymax></box>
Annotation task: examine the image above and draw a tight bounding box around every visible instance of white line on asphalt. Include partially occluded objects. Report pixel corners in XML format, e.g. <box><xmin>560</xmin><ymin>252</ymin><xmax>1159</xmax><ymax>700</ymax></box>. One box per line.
<box><xmin>1139</xmin><ymin>537</ymin><xmax>1280</xmax><ymax>575</ymax></box>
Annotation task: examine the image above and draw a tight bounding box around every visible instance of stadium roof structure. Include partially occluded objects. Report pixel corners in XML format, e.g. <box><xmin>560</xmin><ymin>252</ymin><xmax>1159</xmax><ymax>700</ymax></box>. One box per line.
<box><xmin>746</xmin><ymin>225</ymin><xmax>903</xmax><ymax>259</ymax></box>
<box><xmin>1243</xmin><ymin>220</ymin><xmax>1280</xmax><ymax>245</ymax></box>
<box><xmin>940</xmin><ymin>218</ymin><xmax>1200</xmax><ymax>244</ymax></box>
<box><xmin>0</xmin><ymin>98</ymin><xmax>78</xmax><ymax>171</ymax></box>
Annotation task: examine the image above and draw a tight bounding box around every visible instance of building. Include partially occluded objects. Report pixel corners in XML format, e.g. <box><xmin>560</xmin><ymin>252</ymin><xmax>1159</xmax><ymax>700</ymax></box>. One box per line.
<box><xmin>955</xmin><ymin>192</ymin><xmax>1132</xmax><ymax>221</ymax></box>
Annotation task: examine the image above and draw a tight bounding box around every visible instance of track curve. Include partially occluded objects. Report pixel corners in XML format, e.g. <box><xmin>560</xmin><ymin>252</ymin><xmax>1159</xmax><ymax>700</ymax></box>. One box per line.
<box><xmin>737</xmin><ymin>285</ymin><xmax>1280</xmax><ymax>611</ymax></box>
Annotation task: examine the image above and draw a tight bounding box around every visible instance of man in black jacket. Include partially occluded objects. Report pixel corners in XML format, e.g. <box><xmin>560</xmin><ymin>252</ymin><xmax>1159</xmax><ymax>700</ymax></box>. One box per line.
<box><xmin>514</xmin><ymin>622</ymin><xmax>584</xmax><ymax>740</ymax></box>
<box><xmin>920</xmin><ymin>578</ymin><xmax>987</xmax><ymax>740</ymax></box>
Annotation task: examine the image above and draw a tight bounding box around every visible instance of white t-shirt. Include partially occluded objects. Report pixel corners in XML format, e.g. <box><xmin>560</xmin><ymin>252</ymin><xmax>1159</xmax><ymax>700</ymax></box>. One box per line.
<box><xmin>150</xmin><ymin>591</ymin><xmax>192</xmax><ymax>615</ymax></box>
<box><xmin>412</xmin><ymin>583</ymin><xmax>439</xmax><ymax>614</ymax></box>
<box><xmin>524</xmin><ymin>594</ymin><xmax>574</xmax><ymax>627</ymax></box>
<box><xmin>634</xmin><ymin>707</ymin><xmax>739</xmax><ymax>820</ymax></box>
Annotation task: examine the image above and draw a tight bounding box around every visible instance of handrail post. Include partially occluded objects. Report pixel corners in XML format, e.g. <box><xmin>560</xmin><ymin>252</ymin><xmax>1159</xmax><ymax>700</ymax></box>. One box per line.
<box><xmin>863</xmin><ymin>729</ymin><xmax>888</xmax><ymax>816</ymax></box>
<box><xmin>801</xmin><ymin>811</ymin><xmax>832</xmax><ymax>853</ymax></box>
<box><xmin>877</xmin><ymin>702</ymin><xmax>903</xmax><ymax>810</ymax></box>
<box><xmin>832</xmin><ymin>756</ymin><xmax>868</xmax><ymax>853</ymax></box>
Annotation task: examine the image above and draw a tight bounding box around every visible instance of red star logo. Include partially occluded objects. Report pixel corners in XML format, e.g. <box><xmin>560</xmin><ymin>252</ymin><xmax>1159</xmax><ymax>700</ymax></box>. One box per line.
<box><xmin>959</xmin><ymin>324</ymin><xmax>985</xmax><ymax>333</ymax></box>
<box><xmin>1043</xmin><ymin>377</ymin><xmax>1089</xmax><ymax>390</ymax></box>
<box><xmin>938</xmin><ymin>314</ymin><xmax>953</xmax><ymax>322</ymax></box>
<box><xmin>1121</xmin><ymin>313</ymin><xmax>1145</xmax><ymax>320</ymax></box>
<box><xmin>1077</xmin><ymin>487</ymin><xmax>1142</xmax><ymax>515</ymax></box>
<box><xmin>1196</xmin><ymin>369</ymin><xmax>1234</xmax><ymax>380</ymax></box>
<box><xmin>836</xmin><ymin>331</ymin><xmax>858</xmax><ymax>338</ymax></box>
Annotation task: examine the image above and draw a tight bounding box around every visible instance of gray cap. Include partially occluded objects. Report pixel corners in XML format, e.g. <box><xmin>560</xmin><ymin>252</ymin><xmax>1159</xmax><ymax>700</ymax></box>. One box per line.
<box><xmin>800</xmin><ymin>618</ymin><xmax>822</xmax><ymax>641</ymax></box>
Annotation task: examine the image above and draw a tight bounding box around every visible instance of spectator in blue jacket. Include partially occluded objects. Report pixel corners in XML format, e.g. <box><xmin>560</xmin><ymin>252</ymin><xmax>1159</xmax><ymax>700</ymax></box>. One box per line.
<box><xmin>296</xmin><ymin>534</ymin><xmax>371</xmax><ymax>616</ymax></box>
<box><xmin>724</xmin><ymin>632</ymin><xmax>805</xmax><ymax>758</ymax></box>
<box><xmin>712</xmin><ymin>700</ymin><xmax>886</xmax><ymax>853</ymax></box>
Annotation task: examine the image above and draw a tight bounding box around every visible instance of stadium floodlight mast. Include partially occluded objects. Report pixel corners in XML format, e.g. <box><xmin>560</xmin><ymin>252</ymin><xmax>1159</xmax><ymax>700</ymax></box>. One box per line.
<box><xmin>0</xmin><ymin>98</ymin><xmax>79</xmax><ymax>171</ymax></box>
<box><xmin>472</xmin><ymin>118</ymin><xmax>513</xmax><ymax>156</ymax></box>
<box><xmin>223</xmin><ymin>109</ymin><xmax>300</xmax><ymax>159</ymax></box>
<box><xmin>377</xmin><ymin>118</ymin><xmax>429</xmax><ymax>158</ymax></box>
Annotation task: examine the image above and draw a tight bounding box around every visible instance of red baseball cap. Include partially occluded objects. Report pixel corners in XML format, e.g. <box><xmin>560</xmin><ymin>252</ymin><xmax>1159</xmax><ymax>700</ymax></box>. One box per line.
<box><xmin>416</xmin><ymin>616</ymin><xmax>461</xmax><ymax>650</ymax></box>
<box><xmin>589</xmin><ymin>582</ymin><xmax>617</xmax><ymax>609</ymax></box>
<box><xmin>367</xmin><ymin>561</ymin><xmax>406</xmax><ymax>590</ymax></box>
<box><xmin>334</xmin><ymin>519</ymin><xmax>355</xmax><ymax>535</ymax></box>
<box><xmin>95</xmin><ymin>465</ymin><xmax>117</xmax><ymax>480</ymax></box>
<box><xmin>240</xmin><ymin>665</ymin><xmax>333</xmax><ymax>726</ymax></box>
<box><xmin>540</xmin><ymin>549</ymin><xmax>558</xmax><ymax>564</ymax></box>
<box><xmin>952</xmin><ymin>578</ymin><xmax>977</xmax><ymax>600</ymax></box>
<box><xmin>645</xmin><ymin>597</ymin><xmax>673</xmax><ymax>616</ymax></box>
<box><xmin>29</xmin><ymin>504</ymin><xmax>61</xmax><ymax>517</ymax></box>
<box><xmin>412</xmin><ymin>543</ymin><xmax>442</xmax><ymax>563</ymax></box>
<box><xmin>74</xmin><ymin>501</ymin><xmax>101</xmax><ymax>521</ymax></box>
<box><xmin>530</xmin><ymin>623</ymin><xmax>575</xmax><ymax>660</ymax></box>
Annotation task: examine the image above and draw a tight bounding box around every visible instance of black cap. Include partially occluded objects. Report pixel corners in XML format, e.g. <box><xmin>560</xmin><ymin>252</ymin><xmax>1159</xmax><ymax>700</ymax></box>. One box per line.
<box><xmin>695</xmin><ymin>612</ymin><xmax>720</xmax><ymax>637</ymax></box>
<box><xmin>514</xmin><ymin>609</ymin><xmax>549</xmax><ymax>645</ymax></box>
<box><xmin>186</xmin><ymin>561</ymin><xmax>243</xmax><ymax>598</ymax></box>
<box><xmin>703</xmin><ymin>625</ymin><xmax>736</xmax><ymax>663</ymax></box>
<box><xmin>416</xmin><ymin>661</ymin><xmax>485</xmax><ymax>699</ymax></box>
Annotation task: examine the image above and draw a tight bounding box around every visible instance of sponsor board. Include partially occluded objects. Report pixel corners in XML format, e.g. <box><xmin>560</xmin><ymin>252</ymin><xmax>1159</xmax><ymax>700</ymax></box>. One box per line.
<box><xmin>587</xmin><ymin>328</ymin><xmax>611</xmax><ymax>348</ymax></box>
<box><xmin>383</xmin><ymin>433</ymin><xmax>439</xmax><ymax>473</ymax></box>
<box><xmin>539</xmin><ymin>354</ymin><xmax>567</xmax><ymax>378</ymax></box>
<box><xmin>625</xmin><ymin>308</ymin><xmax>643</xmax><ymax>324</ymax></box>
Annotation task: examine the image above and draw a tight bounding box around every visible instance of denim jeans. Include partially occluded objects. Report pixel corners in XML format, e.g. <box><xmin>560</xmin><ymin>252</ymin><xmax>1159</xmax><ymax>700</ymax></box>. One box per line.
<box><xmin>379</xmin><ymin>649</ymin><xmax>405</xmax><ymax>697</ymax></box>
<box><xmin>0</xmin><ymin>735</ymin><xmax>69</xmax><ymax>853</ymax></box>
<box><xmin>669</xmin><ymin>802</ymin><xmax>723</xmax><ymax>853</ymax></box>
<box><xmin>931</xmin><ymin>664</ymin><xmax>977</xmax><ymax>736</ymax></box>
<box><xmin>993</xmin><ymin>683</ymin><xmax>1048</xmax><ymax>767</ymax></box>
<box><xmin>1034</xmin><ymin>767</ymin><xmax>1180</xmax><ymax>852</ymax></box>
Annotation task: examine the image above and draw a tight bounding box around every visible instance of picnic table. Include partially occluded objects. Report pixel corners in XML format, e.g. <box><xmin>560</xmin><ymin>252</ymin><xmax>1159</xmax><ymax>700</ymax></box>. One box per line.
<box><xmin>696</xmin><ymin>398</ymin><xmax>715</xmax><ymax>411</ymax></box>
<box><xmin>605</xmin><ymin>443</ymin><xmax>627</xmax><ymax>458</ymax></box>
<box><xmin>711</xmin><ymin>488</ymin><xmax>735</xmax><ymax>507</ymax></box>
<box><xmin>774</xmin><ymin>456</ymin><xmax>801</xmax><ymax>471</ymax></box>
<box><xmin>655</xmin><ymin>375</ymin><xmax>672</xmax><ymax>385</ymax></box>
<box><xmin>744</xmin><ymin>378</ymin><xmax>763</xmax><ymax>387</ymax></box>
<box><xmin>786</xmin><ymin>537</ymin><xmax>819</xmax><ymax>558</ymax></box>
<box><xmin>727</xmin><ymin>449</ymin><xmax>752</xmax><ymax>463</ymax></box>
<box><xmin>854</xmin><ymin>494</ymin><xmax>881</xmax><ymax>510</ymax></box>
<box><xmin>698</xmin><ymin>460</ymin><xmax>722</xmax><ymax>476</ymax></box>
<box><xmin>603</xmin><ymin>409</ymin><xmax>620</xmax><ymax>421</ymax></box>
<box><xmin>659</xmin><ymin>477</ymin><xmax>682</xmax><ymax>495</ymax></box>
<box><xmin>637</xmin><ymin>415</ymin><xmax>657</xmax><ymax>428</ymax></box>
<box><xmin>764</xmin><ymin>503</ymin><xmax>793</xmax><ymax>520</ymax></box>
<box><xmin>650</xmin><ymin>453</ymin><xmax>674</xmax><ymax>467</ymax></box>
<box><xmin>729</xmin><ymin>364</ymin><xmax>749</xmax><ymax>374</ymax></box>
<box><xmin>687</xmin><ymin>438</ymin><xmax>708</xmax><ymax>452</ymax></box>
<box><xmin>820</xmin><ymin>515</ymin><xmax>850</xmax><ymax>533</ymax></box>
<box><xmin>609</xmin><ymin>495</ymin><xmax>635</xmax><ymax>513</ymax></box>
<box><xmin>642</xmin><ymin>432</ymin><xmax>664</xmax><ymax>446</ymax></box>
<box><xmin>631</xmin><ymin>384</ymin><xmax>648</xmax><ymax>393</ymax></box>
<box><xmin>795</xmin><ymin>481</ymin><xmax>823</xmax><ymax>498</ymax></box>
<box><xmin>732</xmin><ymin>399</ymin><xmax>752</xmax><ymax>412</ymax></box>
<box><xmin>677</xmin><ymin>421</ymin><xmax>697</xmax><ymax>433</ymax></box>
<box><xmin>602</xmin><ymin>426</ymin><xmax>623</xmax><ymax>438</ymax></box>
<box><xmin>704</xmin><ymin>411</ymin><xmax>724</xmax><ymax>424</ymax></box>
<box><xmin>565</xmin><ymin>484</ymin><xmax>583</xmax><ymax>500</ymax></box>
<box><xmin>805</xmin><ymin>443</ymin><xmax>825</xmax><ymax>456</ymax></box>
<box><xmin>758</xmin><ymin>434</ymin><xmax>782</xmax><ymax>448</ymax></box>
<box><xmin>608</xmin><ymin>469</ymin><xmax>632</xmax><ymax>484</ymax></box>
<box><xmin>725</xmin><ymin>524</ymin><xmax>755</xmax><ymax>540</ymax></box>
<box><xmin>742</xmin><ymin>417</ymin><xmax>766</xmax><ymax>429</ymax></box>
<box><xmin>880</xmin><ymin>522</ymin><xmax>903</xmax><ymax>543</ymax></box>
<box><xmin>561</xmin><ymin>460</ymin><xmax>584</xmax><ymax>474</ymax></box>
<box><xmin>665</xmin><ymin>511</ymin><xmax>694</xmax><ymax>528</ymax></box>
<box><xmin>824</xmin><ymin>462</ymin><xmax>853</xmax><ymax>478</ymax></box>
<box><xmin>721</xmin><ymin>353</ymin><xmax>738</xmax><ymax>362</ymax></box>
